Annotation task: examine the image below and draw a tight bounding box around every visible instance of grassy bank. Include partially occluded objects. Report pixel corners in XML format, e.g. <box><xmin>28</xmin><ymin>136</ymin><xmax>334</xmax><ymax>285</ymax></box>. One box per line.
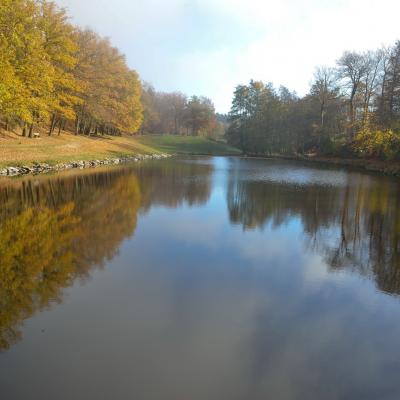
<box><xmin>135</xmin><ymin>134</ymin><xmax>241</xmax><ymax>155</ymax></box>
<box><xmin>0</xmin><ymin>132</ymin><xmax>240</xmax><ymax>168</ymax></box>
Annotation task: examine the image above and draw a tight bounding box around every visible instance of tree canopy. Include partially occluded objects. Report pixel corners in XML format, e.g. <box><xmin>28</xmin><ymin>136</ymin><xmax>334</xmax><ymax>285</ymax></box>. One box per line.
<box><xmin>0</xmin><ymin>0</ymin><xmax>143</xmax><ymax>137</ymax></box>
<box><xmin>140</xmin><ymin>84</ymin><xmax>219</xmax><ymax>137</ymax></box>
<box><xmin>0</xmin><ymin>0</ymin><xmax>220</xmax><ymax>139</ymax></box>
<box><xmin>227</xmin><ymin>42</ymin><xmax>400</xmax><ymax>160</ymax></box>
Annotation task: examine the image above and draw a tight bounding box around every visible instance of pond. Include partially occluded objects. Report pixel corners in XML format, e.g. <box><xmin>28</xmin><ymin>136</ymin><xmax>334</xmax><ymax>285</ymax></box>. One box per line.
<box><xmin>1</xmin><ymin>156</ymin><xmax>400</xmax><ymax>400</ymax></box>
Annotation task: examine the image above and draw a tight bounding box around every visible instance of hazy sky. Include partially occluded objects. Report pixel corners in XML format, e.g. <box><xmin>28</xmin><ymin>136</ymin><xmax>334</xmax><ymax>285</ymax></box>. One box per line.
<box><xmin>56</xmin><ymin>0</ymin><xmax>400</xmax><ymax>112</ymax></box>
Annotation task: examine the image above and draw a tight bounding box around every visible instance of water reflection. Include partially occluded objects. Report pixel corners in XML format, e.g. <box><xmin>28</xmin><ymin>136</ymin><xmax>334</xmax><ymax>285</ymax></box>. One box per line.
<box><xmin>0</xmin><ymin>170</ymin><xmax>140</xmax><ymax>350</ymax></box>
<box><xmin>1</xmin><ymin>157</ymin><xmax>400</xmax><ymax>400</ymax></box>
<box><xmin>0</xmin><ymin>160</ymin><xmax>214</xmax><ymax>351</ymax></box>
<box><xmin>227</xmin><ymin>158</ymin><xmax>400</xmax><ymax>295</ymax></box>
<box><xmin>137</xmin><ymin>158</ymin><xmax>213</xmax><ymax>210</ymax></box>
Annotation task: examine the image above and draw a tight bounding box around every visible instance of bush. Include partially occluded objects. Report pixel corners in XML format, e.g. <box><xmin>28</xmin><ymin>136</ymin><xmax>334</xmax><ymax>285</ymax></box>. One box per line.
<box><xmin>354</xmin><ymin>128</ymin><xmax>400</xmax><ymax>160</ymax></box>
<box><xmin>322</xmin><ymin>133</ymin><xmax>354</xmax><ymax>157</ymax></box>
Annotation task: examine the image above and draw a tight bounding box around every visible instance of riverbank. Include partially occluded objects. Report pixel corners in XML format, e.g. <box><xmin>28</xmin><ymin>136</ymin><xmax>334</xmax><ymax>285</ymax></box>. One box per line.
<box><xmin>0</xmin><ymin>153</ymin><xmax>171</xmax><ymax>177</ymax></box>
<box><xmin>0</xmin><ymin>131</ymin><xmax>159</xmax><ymax>168</ymax></box>
<box><xmin>5</xmin><ymin>130</ymin><xmax>397</xmax><ymax>178</ymax></box>
<box><xmin>0</xmin><ymin>131</ymin><xmax>240</xmax><ymax>176</ymax></box>
<box><xmin>248</xmin><ymin>153</ymin><xmax>400</xmax><ymax>177</ymax></box>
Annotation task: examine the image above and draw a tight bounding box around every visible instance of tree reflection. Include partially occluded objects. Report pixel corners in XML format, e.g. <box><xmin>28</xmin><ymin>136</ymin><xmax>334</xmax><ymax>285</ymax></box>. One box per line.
<box><xmin>137</xmin><ymin>158</ymin><xmax>213</xmax><ymax>211</ymax></box>
<box><xmin>0</xmin><ymin>204</ymin><xmax>79</xmax><ymax>350</ymax></box>
<box><xmin>0</xmin><ymin>160</ymin><xmax>213</xmax><ymax>351</ymax></box>
<box><xmin>227</xmin><ymin>168</ymin><xmax>400</xmax><ymax>296</ymax></box>
<box><xmin>0</xmin><ymin>170</ymin><xmax>141</xmax><ymax>350</ymax></box>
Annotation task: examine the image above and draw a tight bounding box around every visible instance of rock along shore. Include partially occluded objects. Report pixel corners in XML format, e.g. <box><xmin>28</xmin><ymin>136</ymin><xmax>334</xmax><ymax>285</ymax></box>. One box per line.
<box><xmin>0</xmin><ymin>153</ymin><xmax>171</xmax><ymax>177</ymax></box>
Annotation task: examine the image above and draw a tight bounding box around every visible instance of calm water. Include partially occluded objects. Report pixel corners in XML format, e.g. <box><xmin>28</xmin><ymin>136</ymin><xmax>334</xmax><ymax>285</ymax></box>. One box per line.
<box><xmin>1</xmin><ymin>156</ymin><xmax>400</xmax><ymax>399</ymax></box>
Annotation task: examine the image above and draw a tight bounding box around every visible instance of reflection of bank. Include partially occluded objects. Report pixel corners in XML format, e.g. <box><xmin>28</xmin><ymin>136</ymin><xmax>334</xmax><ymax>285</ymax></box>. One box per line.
<box><xmin>0</xmin><ymin>158</ymin><xmax>215</xmax><ymax>352</ymax></box>
<box><xmin>226</xmin><ymin>168</ymin><xmax>400</xmax><ymax>296</ymax></box>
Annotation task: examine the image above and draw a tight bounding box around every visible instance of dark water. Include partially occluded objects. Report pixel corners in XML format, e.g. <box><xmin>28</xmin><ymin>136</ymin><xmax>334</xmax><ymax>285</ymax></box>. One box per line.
<box><xmin>1</xmin><ymin>156</ymin><xmax>400</xmax><ymax>400</ymax></box>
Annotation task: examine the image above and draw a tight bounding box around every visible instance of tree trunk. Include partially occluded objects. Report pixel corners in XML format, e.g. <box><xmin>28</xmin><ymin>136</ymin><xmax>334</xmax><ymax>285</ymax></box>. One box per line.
<box><xmin>174</xmin><ymin>115</ymin><xmax>178</xmax><ymax>135</ymax></box>
<box><xmin>75</xmin><ymin>117</ymin><xmax>80</xmax><ymax>135</ymax></box>
<box><xmin>388</xmin><ymin>57</ymin><xmax>400</xmax><ymax>122</ymax></box>
<box><xmin>81</xmin><ymin>120</ymin><xmax>87</xmax><ymax>135</ymax></box>
<box><xmin>58</xmin><ymin>119</ymin><xmax>63</xmax><ymax>135</ymax></box>
<box><xmin>349</xmin><ymin>97</ymin><xmax>355</xmax><ymax>137</ymax></box>
<box><xmin>28</xmin><ymin>123</ymin><xmax>34</xmax><ymax>138</ymax></box>
<box><xmin>49</xmin><ymin>114</ymin><xmax>56</xmax><ymax>136</ymax></box>
<box><xmin>347</xmin><ymin>80</ymin><xmax>359</xmax><ymax>137</ymax></box>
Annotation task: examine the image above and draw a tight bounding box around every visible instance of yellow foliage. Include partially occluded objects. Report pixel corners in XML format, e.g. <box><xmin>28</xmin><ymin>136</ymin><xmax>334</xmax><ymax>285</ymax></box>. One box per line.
<box><xmin>0</xmin><ymin>0</ymin><xmax>143</xmax><ymax>134</ymax></box>
<box><xmin>354</xmin><ymin>127</ymin><xmax>400</xmax><ymax>159</ymax></box>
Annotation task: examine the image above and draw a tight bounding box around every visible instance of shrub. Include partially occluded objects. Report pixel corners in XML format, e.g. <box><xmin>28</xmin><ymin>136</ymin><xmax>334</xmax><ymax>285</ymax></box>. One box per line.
<box><xmin>354</xmin><ymin>128</ymin><xmax>400</xmax><ymax>160</ymax></box>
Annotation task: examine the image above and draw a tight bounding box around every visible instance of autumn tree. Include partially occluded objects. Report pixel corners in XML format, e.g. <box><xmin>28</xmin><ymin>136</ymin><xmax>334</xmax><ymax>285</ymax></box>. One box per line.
<box><xmin>0</xmin><ymin>0</ymin><xmax>54</xmax><ymax>136</ymax></box>
<box><xmin>73</xmin><ymin>29</ymin><xmax>142</xmax><ymax>136</ymax></box>
<box><xmin>184</xmin><ymin>96</ymin><xmax>216</xmax><ymax>136</ymax></box>
<box><xmin>0</xmin><ymin>1</ymin><xmax>142</xmax><ymax>138</ymax></box>
<box><xmin>148</xmin><ymin>91</ymin><xmax>187</xmax><ymax>134</ymax></box>
<box><xmin>39</xmin><ymin>1</ymin><xmax>80</xmax><ymax>135</ymax></box>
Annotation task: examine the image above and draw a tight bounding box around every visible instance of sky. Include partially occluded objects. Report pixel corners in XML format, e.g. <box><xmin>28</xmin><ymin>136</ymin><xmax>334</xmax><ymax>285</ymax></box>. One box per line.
<box><xmin>55</xmin><ymin>0</ymin><xmax>400</xmax><ymax>113</ymax></box>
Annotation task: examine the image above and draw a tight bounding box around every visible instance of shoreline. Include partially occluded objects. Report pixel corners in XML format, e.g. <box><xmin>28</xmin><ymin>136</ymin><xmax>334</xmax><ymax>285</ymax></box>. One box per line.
<box><xmin>2</xmin><ymin>149</ymin><xmax>399</xmax><ymax>179</ymax></box>
<box><xmin>0</xmin><ymin>153</ymin><xmax>171</xmax><ymax>178</ymax></box>
<box><xmin>0</xmin><ymin>133</ymin><xmax>240</xmax><ymax>174</ymax></box>
<box><xmin>243</xmin><ymin>153</ymin><xmax>400</xmax><ymax>177</ymax></box>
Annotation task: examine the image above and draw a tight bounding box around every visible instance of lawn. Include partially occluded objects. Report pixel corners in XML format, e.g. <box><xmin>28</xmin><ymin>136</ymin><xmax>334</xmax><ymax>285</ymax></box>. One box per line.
<box><xmin>0</xmin><ymin>131</ymin><xmax>240</xmax><ymax>167</ymax></box>
<box><xmin>135</xmin><ymin>135</ymin><xmax>241</xmax><ymax>155</ymax></box>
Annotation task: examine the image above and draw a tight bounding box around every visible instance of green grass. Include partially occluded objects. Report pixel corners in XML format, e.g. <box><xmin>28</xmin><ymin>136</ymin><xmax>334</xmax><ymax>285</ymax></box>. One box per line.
<box><xmin>135</xmin><ymin>135</ymin><xmax>241</xmax><ymax>156</ymax></box>
<box><xmin>0</xmin><ymin>132</ymin><xmax>241</xmax><ymax>168</ymax></box>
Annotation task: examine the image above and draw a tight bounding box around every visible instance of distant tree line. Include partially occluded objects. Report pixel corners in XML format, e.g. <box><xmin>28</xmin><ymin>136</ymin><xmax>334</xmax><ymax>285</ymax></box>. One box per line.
<box><xmin>140</xmin><ymin>84</ymin><xmax>222</xmax><ymax>137</ymax></box>
<box><xmin>0</xmin><ymin>0</ymin><xmax>219</xmax><ymax>138</ymax></box>
<box><xmin>227</xmin><ymin>42</ymin><xmax>400</xmax><ymax>160</ymax></box>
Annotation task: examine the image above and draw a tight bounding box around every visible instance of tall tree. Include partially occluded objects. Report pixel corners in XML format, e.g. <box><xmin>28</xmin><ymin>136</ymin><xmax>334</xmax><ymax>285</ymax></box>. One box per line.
<box><xmin>0</xmin><ymin>0</ymin><xmax>54</xmax><ymax>136</ymax></box>
<box><xmin>39</xmin><ymin>0</ymin><xmax>81</xmax><ymax>135</ymax></box>
<box><xmin>337</xmin><ymin>51</ymin><xmax>368</xmax><ymax>135</ymax></box>
<box><xmin>310</xmin><ymin>67</ymin><xmax>340</xmax><ymax>149</ymax></box>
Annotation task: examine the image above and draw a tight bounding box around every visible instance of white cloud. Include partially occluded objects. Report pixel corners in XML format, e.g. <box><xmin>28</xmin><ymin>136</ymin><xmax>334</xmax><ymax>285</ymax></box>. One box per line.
<box><xmin>56</xmin><ymin>0</ymin><xmax>400</xmax><ymax>112</ymax></box>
